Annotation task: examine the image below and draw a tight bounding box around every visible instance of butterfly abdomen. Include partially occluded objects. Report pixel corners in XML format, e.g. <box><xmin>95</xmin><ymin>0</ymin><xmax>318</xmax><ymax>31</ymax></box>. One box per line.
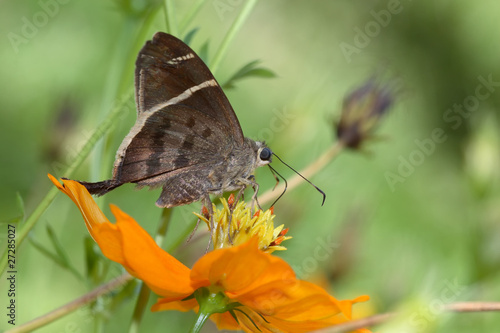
<box><xmin>75</xmin><ymin>179</ymin><xmax>123</xmax><ymax>196</ymax></box>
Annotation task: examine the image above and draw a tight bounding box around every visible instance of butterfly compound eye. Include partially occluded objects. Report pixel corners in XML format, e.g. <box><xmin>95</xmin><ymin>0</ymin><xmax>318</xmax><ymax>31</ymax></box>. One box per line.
<box><xmin>260</xmin><ymin>147</ymin><xmax>272</xmax><ymax>161</ymax></box>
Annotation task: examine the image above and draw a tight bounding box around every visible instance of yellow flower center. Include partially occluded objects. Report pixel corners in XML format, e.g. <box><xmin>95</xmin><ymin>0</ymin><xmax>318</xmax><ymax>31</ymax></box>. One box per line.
<box><xmin>194</xmin><ymin>195</ymin><xmax>291</xmax><ymax>253</ymax></box>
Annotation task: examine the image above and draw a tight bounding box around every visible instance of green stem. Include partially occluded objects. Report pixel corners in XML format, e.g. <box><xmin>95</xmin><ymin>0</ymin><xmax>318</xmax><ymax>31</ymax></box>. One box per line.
<box><xmin>0</xmin><ymin>90</ymin><xmax>133</xmax><ymax>274</ymax></box>
<box><xmin>4</xmin><ymin>274</ymin><xmax>132</xmax><ymax>333</ymax></box>
<box><xmin>179</xmin><ymin>0</ymin><xmax>207</xmax><ymax>33</ymax></box>
<box><xmin>155</xmin><ymin>207</ymin><xmax>173</xmax><ymax>244</ymax></box>
<box><xmin>163</xmin><ymin>0</ymin><xmax>178</xmax><ymax>36</ymax></box>
<box><xmin>91</xmin><ymin>19</ymin><xmax>137</xmax><ymax>184</ymax></box>
<box><xmin>96</xmin><ymin>12</ymin><xmax>162</xmax><ymax>202</ymax></box>
<box><xmin>128</xmin><ymin>208</ymin><xmax>173</xmax><ymax>333</ymax></box>
<box><xmin>128</xmin><ymin>283</ymin><xmax>151</xmax><ymax>333</ymax></box>
<box><xmin>189</xmin><ymin>289</ymin><xmax>233</xmax><ymax>333</ymax></box>
<box><xmin>166</xmin><ymin>216</ymin><xmax>199</xmax><ymax>252</ymax></box>
<box><xmin>189</xmin><ymin>311</ymin><xmax>210</xmax><ymax>333</ymax></box>
<box><xmin>210</xmin><ymin>0</ymin><xmax>258</xmax><ymax>74</ymax></box>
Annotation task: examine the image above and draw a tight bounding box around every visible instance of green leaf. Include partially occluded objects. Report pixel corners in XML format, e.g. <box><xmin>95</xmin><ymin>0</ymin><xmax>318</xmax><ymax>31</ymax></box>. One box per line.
<box><xmin>113</xmin><ymin>0</ymin><xmax>161</xmax><ymax>16</ymax></box>
<box><xmin>29</xmin><ymin>236</ymin><xmax>65</xmax><ymax>267</ymax></box>
<box><xmin>183</xmin><ymin>27</ymin><xmax>199</xmax><ymax>46</ymax></box>
<box><xmin>199</xmin><ymin>40</ymin><xmax>210</xmax><ymax>64</ymax></box>
<box><xmin>46</xmin><ymin>225</ymin><xmax>70</xmax><ymax>267</ymax></box>
<box><xmin>179</xmin><ymin>0</ymin><xmax>208</xmax><ymax>33</ymax></box>
<box><xmin>222</xmin><ymin>60</ymin><xmax>276</xmax><ymax>90</ymax></box>
<box><xmin>46</xmin><ymin>225</ymin><xmax>84</xmax><ymax>280</ymax></box>
<box><xmin>15</xmin><ymin>192</ymin><xmax>25</xmax><ymax>224</ymax></box>
<box><xmin>6</xmin><ymin>215</ymin><xmax>22</xmax><ymax>225</ymax></box>
<box><xmin>1</xmin><ymin>193</ymin><xmax>26</xmax><ymax>227</ymax></box>
<box><xmin>29</xmin><ymin>233</ymin><xmax>83</xmax><ymax>280</ymax></box>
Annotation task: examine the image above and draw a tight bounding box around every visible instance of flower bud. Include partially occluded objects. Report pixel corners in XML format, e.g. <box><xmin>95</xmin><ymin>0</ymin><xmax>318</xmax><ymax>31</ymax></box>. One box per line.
<box><xmin>336</xmin><ymin>79</ymin><xmax>393</xmax><ymax>149</ymax></box>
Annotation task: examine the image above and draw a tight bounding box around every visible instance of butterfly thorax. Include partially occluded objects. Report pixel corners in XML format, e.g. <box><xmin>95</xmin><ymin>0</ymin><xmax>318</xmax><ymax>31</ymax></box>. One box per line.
<box><xmin>207</xmin><ymin>138</ymin><xmax>269</xmax><ymax>195</ymax></box>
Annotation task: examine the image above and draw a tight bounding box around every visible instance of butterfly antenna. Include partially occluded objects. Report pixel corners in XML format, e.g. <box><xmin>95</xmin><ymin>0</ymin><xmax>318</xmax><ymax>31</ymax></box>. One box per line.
<box><xmin>268</xmin><ymin>165</ymin><xmax>287</xmax><ymax>207</ymax></box>
<box><xmin>272</xmin><ymin>153</ymin><xmax>326</xmax><ymax>206</ymax></box>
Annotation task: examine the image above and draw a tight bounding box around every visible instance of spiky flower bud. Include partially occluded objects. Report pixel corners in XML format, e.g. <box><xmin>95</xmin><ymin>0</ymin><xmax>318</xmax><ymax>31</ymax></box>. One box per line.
<box><xmin>336</xmin><ymin>80</ymin><xmax>393</xmax><ymax>149</ymax></box>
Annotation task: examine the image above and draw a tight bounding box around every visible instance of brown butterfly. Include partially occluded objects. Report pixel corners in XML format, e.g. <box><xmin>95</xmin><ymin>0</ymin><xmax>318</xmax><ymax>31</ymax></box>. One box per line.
<box><xmin>78</xmin><ymin>32</ymin><xmax>273</xmax><ymax>209</ymax></box>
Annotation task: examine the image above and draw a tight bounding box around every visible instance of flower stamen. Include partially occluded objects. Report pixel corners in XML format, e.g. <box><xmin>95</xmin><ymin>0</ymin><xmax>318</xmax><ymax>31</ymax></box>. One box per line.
<box><xmin>194</xmin><ymin>197</ymin><xmax>291</xmax><ymax>252</ymax></box>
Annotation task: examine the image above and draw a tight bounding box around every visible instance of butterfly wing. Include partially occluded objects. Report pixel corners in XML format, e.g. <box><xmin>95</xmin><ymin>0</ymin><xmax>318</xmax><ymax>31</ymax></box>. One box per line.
<box><xmin>114</xmin><ymin>105</ymin><xmax>228</xmax><ymax>182</ymax></box>
<box><xmin>134</xmin><ymin>32</ymin><xmax>244</xmax><ymax>140</ymax></box>
<box><xmin>109</xmin><ymin>33</ymin><xmax>246</xmax><ymax>207</ymax></box>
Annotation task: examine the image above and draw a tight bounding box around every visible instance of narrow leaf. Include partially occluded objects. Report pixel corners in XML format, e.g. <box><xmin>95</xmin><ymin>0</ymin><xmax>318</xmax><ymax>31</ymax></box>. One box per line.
<box><xmin>29</xmin><ymin>236</ymin><xmax>66</xmax><ymax>267</ymax></box>
<box><xmin>15</xmin><ymin>192</ymin><xmax>25</xmax><ymax>224</ymax></box>
<box><xmin>222</xmin><ymin>60</ymin><xmax>276</xmax><ymax>89</ymax></box>
<box><xmin>46</xmin><ymin>224</ymin><xmax>71</xmax><ymax>267</ymax></box>
<box><xmin>183</xmin><ymin>27</ymin><xmax>199</xmax><ymax>46</ymax></box>
<box><xmin>45</xmin><ymin>225</ymin><xmax>84</xmax><ymax>280</ymax></box>
<box><xmin>199</xmin><ymin>40</ymin><xmax>210</xmax><ymax>64</ymax></box>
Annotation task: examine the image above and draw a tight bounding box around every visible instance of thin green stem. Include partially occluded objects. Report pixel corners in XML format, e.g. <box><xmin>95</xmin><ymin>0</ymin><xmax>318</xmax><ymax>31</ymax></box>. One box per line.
<box><xmin>155</xmin><ymin>207</ymin><xmax>173</xmax><ymax>244</ymax></box>
<box><xmin>128</xmin><ymin>208</ymin><xmax>173</xmax><ymax>333</ymax></box>
<box><xmin>128</xmin><ymin>283</ymin><xmax>151</xmax><ymax>333</ymax></box>
<box><xmin>313</xmin><ymin>302</ymin><xmax>500</xmax><ymax>333</ymax></box>
<box><xmin>167</xmin><ymin>216</ymin><xmax>199</xmax><ymax>252</ymax></box>
<box><xmin>163</xmin><ymin>0</ymin><xmax>178</xmax><ymax>36</ymax></box>
<box><xmin>189</xmin><ymin>311</ymin><xmax>210</xmax><ymax>333</ymax></box>
<box><xmin>0</xmin><ymin>90</ymin><xmax>133</xmax><ymax>274</ymax></box>
<box><xmin>96</xmin><ymin>12</ymin><xmax>162</xmax><ymax>201</ymax></box>
<box><xmin>4</xmin><ymin>274</ymin><xmax>133</xmax><ymax>333</ymax></box>
<box><xmin>91</xmin><ymin>19</ymin><xmax>137</xmax><ymax>184</ymax></box>
<box><xmin>210</xmin><ymin>0</ymin><xmax>258</xmax><ymax>74</ymax></box>
<box><xmin>179</xmin><ymin>0</ymin><xmax>207</xmax><ymax>33</ymax></box>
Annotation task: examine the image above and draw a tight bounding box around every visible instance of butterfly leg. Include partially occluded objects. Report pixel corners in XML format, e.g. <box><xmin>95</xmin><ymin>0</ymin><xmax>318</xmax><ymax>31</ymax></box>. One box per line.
<box><xmin>233</xmin><ymin>186</ymin><xmax>246</xmax><ymax>204</ymax></box>
<box><xmin>202</xmin><ymin>194</ymin><xmax>214</xmax><ymax>252</ymax></box>
<box><xmin>186</xmin><ymin>210</ymin><xmax>204</xmax><ymax>244</ymax></box>
<box><xmin>225</xmin><ymin>185</ymin><xmax>246</xmax><ymax>245</ymax></box>
<box><xmin>246</xmin><ymin>175</ymin><xmax>262</xmax><ymax>213</ymax></box>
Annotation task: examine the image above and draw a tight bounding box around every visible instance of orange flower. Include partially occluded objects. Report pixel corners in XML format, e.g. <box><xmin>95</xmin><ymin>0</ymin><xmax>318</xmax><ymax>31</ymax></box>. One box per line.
<box><xmin>49</xmin><ymin>175</ymin><xmax>369</xmax><ymax>332</ymax></box>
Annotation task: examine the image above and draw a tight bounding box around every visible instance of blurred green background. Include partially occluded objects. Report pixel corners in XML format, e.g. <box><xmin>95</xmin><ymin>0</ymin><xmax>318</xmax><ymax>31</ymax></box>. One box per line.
<box><xmin>1</xmin><ymin>0</ymin><xmax>500</xmax><ymax>332</ymax></box>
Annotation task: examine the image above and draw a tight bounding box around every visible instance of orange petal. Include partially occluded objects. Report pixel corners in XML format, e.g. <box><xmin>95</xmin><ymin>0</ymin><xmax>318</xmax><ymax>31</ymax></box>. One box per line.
<box><xmin>190</xmin><ymin>237</ymin><xmax>295</xmax><ymax>295</ymax></box>
<box><xmin>210</xmin><ymin>311</ymin><xmax>244</xmax><ymax>331</ymax></box>
<box><xmin>108</xmin><ymin>205</ymin><xmax>194</xmax><ymax>298</ymax></box>
<box><xmin>152</xmin><ymin>297</ymin><xmax>198</xmax><ymax>312</ymax></box>
<box><xmin>49</xmin><ymin>175</ymin><xmax>194</xmax><ymax>299</ymax></box>
<box><xmin>338</xmin><ymin>295</ymin><xmax>370</xmax><ymax>319</ymax></box>
<box><xmin>261</xmin><ymin>291</ymin><xmax>369</xmax><ymax>332</ymax></box>
<box><xmin>237</xmin><ymin>280</ymin><xmax>336</xmax><ymax>316</ymax></box>
<box><xmin>48</xmin><ymin>174</ymin><xmax>110</xmax><ymax>241</ymax></box>
<box><xmin>188</xmin><ymin>237</ymin><xmax>369</xmax><ymax>332</ymax></box>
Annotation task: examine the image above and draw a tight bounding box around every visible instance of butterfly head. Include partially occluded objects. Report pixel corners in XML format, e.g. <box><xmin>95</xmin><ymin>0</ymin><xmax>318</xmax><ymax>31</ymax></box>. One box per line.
<box><xmin>255</xmin><ymin>141</ymin><xmax>272</xmax><ymax>167</ymax></box>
